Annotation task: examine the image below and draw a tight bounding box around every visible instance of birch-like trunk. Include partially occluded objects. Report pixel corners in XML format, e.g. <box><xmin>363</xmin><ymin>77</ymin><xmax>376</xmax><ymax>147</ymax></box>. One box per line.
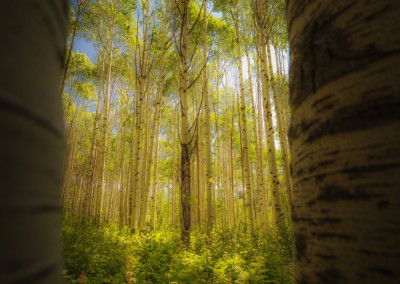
<box><xmin>287</xmin><ymin>0</ymin><xmax>400</xmax><ymax>281</ymax></box>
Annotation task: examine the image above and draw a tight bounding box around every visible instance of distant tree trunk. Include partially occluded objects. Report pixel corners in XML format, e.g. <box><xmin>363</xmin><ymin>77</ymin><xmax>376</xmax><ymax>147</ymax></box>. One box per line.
<box><xmin>233</xmin><ymin>0</ymin><xmax>255</xmax><ymax>235</ymax></box>
<box><xmin>255</xmin><ymin>51</ymin><xmax>269</xmax><ymax>231</ymax></box>
<box><xmin>266</xmin><ymin>40</ymin><xmax>293</xmax><ymax>217</ymax></box>
<box><xmin>149</xmin><ymin>118</ymin><xmax>161</xmax><ymax>229</ymax></box>
<box><xmin>83</xmin><ymin>57</ymin><xmax>105</xmax><ymax>217</ymax></box>
<box><xmin>196</xmin><ymin>99</ymin><xmax>203</xmax><ymax>230</ymax></box>
<box><xmin>130</xmin><ymin>0</ymin><xmax>150</xmax><ymax>233</ymax></box>
<box><xmin>201</xmin><ymin>0</ymin><xmax>214</xmax><ymax>235</ymax></box>
<box><xmin>287</xmin><ymin>0</ymin><xmax>400</xmax><ymax>282</ymax></box>
<box><xmin>179</xmin><ymin>0</ymin><xmax>191</xmax><ymax>246</ymax></box>
<box><xmin>60</xmin><ymin>0</ymin><xmax>88</xmax><ymax>95</ymax></box>
<box><xmin>96</xmin><ymin>33</ymin><xmax>114</xmax><ymax>223</ymax></box>
<box><xmin>256</xmin><ymin>0</ymin><xmax>284</xmax><ymax>232</ymax></box>
<box><xmin>244</xmin><ymin>40</ymin><xmax>268</xmax><ymax>233</ymax></box>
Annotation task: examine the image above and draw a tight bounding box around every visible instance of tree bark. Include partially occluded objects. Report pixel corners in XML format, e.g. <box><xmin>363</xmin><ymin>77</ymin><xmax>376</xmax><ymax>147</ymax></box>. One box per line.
<box><xmin>287</xmin><ymin>0</ymin><xmax>400</xmax><ymax>282</ymax></box>
<box><xmin>0</xmin><ymin>1</ymin><xmax>68</xmax><ymax>282</ymax></box>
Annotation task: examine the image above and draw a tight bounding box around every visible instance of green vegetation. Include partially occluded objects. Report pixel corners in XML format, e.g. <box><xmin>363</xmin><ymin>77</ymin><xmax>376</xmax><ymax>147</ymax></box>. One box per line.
<box><xmin>62</xmin><ymin>212</ymin><xmax>293</xmax><ymax>283</ymax></box>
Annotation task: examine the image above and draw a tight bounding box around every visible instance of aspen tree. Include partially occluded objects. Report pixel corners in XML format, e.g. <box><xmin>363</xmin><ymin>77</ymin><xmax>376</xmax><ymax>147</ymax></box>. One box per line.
<box><xmin>202</xmin><ymin>0</ymin><xmax>213</xmax><ymax>234</ymax></box>
<box><xmin>232</xmin><ymin>0</ymin><xmax>255</xmax><ymax>234</ymax></box>
<box><xmin>130</xmin><ymin>0</ymin><xmax>151</xmax><ymax>232</ymax></box>
<box><xmin>255</xmin><ymin>52</ymin><xmax>269</xmax><ymax>230</ymax></box>
<box><xmin>178</xmin><ymin>0</ymin><xmax>191</xmax><ymax>245</ymax></box>
<box><xmin>149</xmin><ymin>118</ymin><xmax>161</xmax><ymax>229</ymax></box>
<box><xmin>60</xmin><ymin>0</ymin><xmax>90</xmax><ymax>95</ymax></box>
<box><xmin>243</xmin><ymin>36</ymin><xmax>268</xmax><ymax>233</ymax></box>
<box><xmin>255</xmin><ymin>0</ymin><xmax>284</xmax><ymax>231</ymax></box>
<box><xmin>266</xmin><ymin>40</ymin><xmax>293</xmax><ymax>215</ymax></box>
<box><xmin>83</xmin><ymin>56</ymin><xmax>106</xmax><ymax>218</ymax></box>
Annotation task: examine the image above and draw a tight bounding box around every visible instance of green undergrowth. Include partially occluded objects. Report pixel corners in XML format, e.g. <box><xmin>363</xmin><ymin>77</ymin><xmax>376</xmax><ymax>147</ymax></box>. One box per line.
<box><xmin>62</xmin><ymin>212</ymin><xmax>293</xmax><ymax>283</ymax></box>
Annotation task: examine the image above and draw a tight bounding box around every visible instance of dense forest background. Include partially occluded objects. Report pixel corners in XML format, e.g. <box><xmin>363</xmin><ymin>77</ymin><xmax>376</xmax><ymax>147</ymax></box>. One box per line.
<box><xmin>61</xmin><ymin>0</ymin><xmax>294</xmax><ymax>282</ymax></box>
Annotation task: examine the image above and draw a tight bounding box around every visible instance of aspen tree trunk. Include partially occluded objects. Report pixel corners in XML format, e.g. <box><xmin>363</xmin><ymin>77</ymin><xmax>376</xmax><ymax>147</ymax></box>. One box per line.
<box><xmin>179</xmin><ymin>0</ymin><xmax>191</xmax><ymax>245</ymax></box>
<box><xmin>196</xmin><ymin>105</ymin><xmax>203</xmax><ymax>230</ymax></box>
<box><xmin>60</xmin><ymin>0</ymin><xmax>87</xmax><ymax>95</ymax></box>
<box><xmin>138</xmin><ymin>75</ymin><xmax>164</xmax><ymax>231</ymax></box>
<box><xmin>201</xmin><ymin>0</ymin><xmax>213</xmax><ymax>234</ymax></box>
<box><xmin>62</xmin><ymin>115</ymin><xmax>77</xmax><ymax>207</ymax></box>
<box><xmin>234</xmin><ymin>152</ymin><xmax>240</xmax><ymax>226</ymax></box>
<box><xmin>216</xmin><ymin>72</ymin><xmax>223</xmax><ymax>229</ymax></box>
<box><xmin>226</xmin><ymin>75</ymin><xmax>236</xmax><ymax>228</ymax></box>
<box><xmin>274</xmin><ymin>46</ymin><xmax>289</xmax><ymax>135</ymax></box>
<box><xmin>148</xmin><ymin>0</ymin><xmax>169</xmax><ymax>231</ymax></box>
<box><xmin>172</xmin><ymin>113</ymin><xmax>177</xmax><ymax>226</ymax></box>
<box><xmin>255</xmin><ymin>54</ymin><xmax>269</xmax><ymax>230</ymax></box>
<box><xmin>0</xmin><ymin>1</ymin><xmax>68</xmax><ymax>282</ymax></box>
<box><xmin>266</xmin><ymin>41</ymin><xmax>293</xmax><ymax>216</ymax></box>
<box><xmin>236</xmin><ymin>92</ymin><xmax>247</xmax><ymax>226</ymax></box>
<box><xmin>233</xmin><ymin>0</ymin><xmax>255</xmax><ymax>234</ymax></box>
<box><xmin>128</xmin><ymin>112</ymin><xmax>135</xmax><ymax>226</ymax></box>
<box><xmin>130</xmin><ymin>0</ymin><xmax>150</xmax><ymax>232</ymax></box>
<box><xmin>256</xmin><ymin>2</ymin><xmax>283</xmax><ymax>231</ymax></box>
<box><xmin>138</xmin><ymin>88</ymin><xmax>152</xmax><ymax>230</ymax></box>
<box><xmin>96</xmin><ymin>35</ymin><xmax>114</xmax><ymax>223</ymax></box>
<box><xmin>118</xmin><ymin>96</ymin><xmax>127</xmax><ymax>224</ymax></box>
<box><xmin>138</xmin><ymin>91</ymin><xmax>151</xmax><ymax>227</ymax></box>
<box><xmin>83</xmin><ymin>58</ymin><xmax>105</xmax><ymax>218</ymax></box>
<box><xmin>109</xmin><ymin>108</ymin><xmax>122</xmax><ymax>221</ymax></box>
<box><xmin>158</xmin><ymin>187</ymin><xmax>164</xmax><ymax>229</ymax></box>
<box><xmin>224</xmin><ymin>81</ymin><xmax>233</xmax><ymax>228</ymax></box>
<box><xmin>149</xmin><ymin>119</ymin><xmax>161</xmax><ymax>229</ymax></box>
<box><xmin>103</xmin><ymin>110</ymin><xmax>116</xmax><ymax>222</ymax></box>
<box><xmin>244</xmin><ymin>45</ymin><xmax>268</xmax><ymax>232</ymax></box>
<box><xmin>287</xmin><ymin>0</ymin><xmax>400</xmax><ymax>282</ymax></box>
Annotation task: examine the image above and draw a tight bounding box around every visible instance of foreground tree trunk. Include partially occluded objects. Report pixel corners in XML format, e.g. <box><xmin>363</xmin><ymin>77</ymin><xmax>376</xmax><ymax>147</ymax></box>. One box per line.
<box><xmin>0</xmin><ymin>1</ymin><xmax>68</xmax><ymax>282</ymax></box>
<box><xmin>287</xmin><ymin>0</ymin><xmax>400</xmax><ymax>282</ymax></box>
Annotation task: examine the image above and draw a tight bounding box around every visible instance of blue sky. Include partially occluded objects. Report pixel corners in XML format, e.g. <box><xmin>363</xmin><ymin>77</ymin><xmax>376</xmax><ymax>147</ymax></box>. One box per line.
<box><xmin>73</xmin><ymin>38</ymin><xmax>98</xmax><ymax>63</ymax></box>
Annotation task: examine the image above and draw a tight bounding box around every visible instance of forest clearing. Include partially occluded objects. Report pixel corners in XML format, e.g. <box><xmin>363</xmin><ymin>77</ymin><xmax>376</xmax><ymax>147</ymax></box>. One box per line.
<box><xmin>1</xmin><ymin>0</ymin><xmax>397</xmax><ymax>283</ymax></box>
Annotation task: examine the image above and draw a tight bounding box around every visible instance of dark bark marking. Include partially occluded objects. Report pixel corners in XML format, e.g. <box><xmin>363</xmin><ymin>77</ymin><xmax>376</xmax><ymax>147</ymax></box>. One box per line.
<box><xmin>376</xmin><ymin>200</ymin><xmax>389</xmax><ymax>208</ymax></box>
<box><xmin>316</xmin><ymin>266</ymin><xmax>342</xmax><ymax>284</ymax></box>
<box><xmin>292</xmin><ymin>216</ymin><xmax>343</xmax><ymax>226</ymax></box>
<box><xmin>326</xmin><ymin>149</ymin><xmax>339</xmax><ymax>156</ymax></box>
<box><xmin>316</xmin><ymin>102</ymin><xmax>335</xmax><ymax>113</ymax></box>
<box><xmin>290</xmin><ymin>2</ymin><xmax>357</xmax><ymax>109</ymax></box>
<box><xmin>312</xmin><ymin>231</ymin><xmax>355</xmax><ymax>241</ymax></box>
<box><xmin>31</xmin><ymin>1</ymin><xmax>67</xmax><ymax>68</ymax></box>
<box><xmin>311</xmin><ymin>93</ymin><xmax>334</xmax><ymax>108</ymax></box>
<box><xmin>315</xmin><ymin>173</ymin><xmax>327</xmax><ymax>183</ymax></box>
<box><xmin>13</xmin><ymin>263</ymin><xmax>59</xmax><ymax>284</ymax></box>
<box><xmin>368</xmin><ymin>266</ymin><xmax>394</xmax><ymax>276</ymax></box>
<box><xmin>318</xmin><ymin>185</ymin><xmax>381</xmax><ymax>202</ymax></box>
<box><xmin>0</xmin><ymin>99</ymin><xmax>63</xmax><ymax>139</ymax></box>
<box><xmin>295</xmin><ymin>233</ymin><xmax>307</xmax><ymax>261</ymax></box>
<box><xmin>297</xmin><ymin>273</ymin><xmax>311</xmax><ymax>284</ymax></box>
<box><xmin>342</xmin><ymin>163</ymin><xmax>400</xmax><ymax>176</ymax></box>
<box><xmin>316</xmin><ymin>253</ymin><xmax>337</xmax><ymax>260</ymax></box>
<box><xmin>305</xmin><ymin>96</ymin><xmax>400</xmax><ymax>143</ymax></box>
<box><xmin>308</xmin><ymin>159</ymin><xmax>335</xmax><ymax>174</ymax></box>
<box><xmin>306</xmin><ymin>200</ymin><xmax>316</xmax><ymax>207</ymax></box>
<box><xmin>290</xmin><ymin>2</ymin><xmax>400</xmax><ymax>110</ymax></box>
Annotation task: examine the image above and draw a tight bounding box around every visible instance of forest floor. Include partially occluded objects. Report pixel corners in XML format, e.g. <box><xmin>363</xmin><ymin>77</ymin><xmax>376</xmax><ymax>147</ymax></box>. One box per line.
<box><xmin>62</xmin><ymin>212</ymin><xmax>293</xmax><ymax>283</ymax></box>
